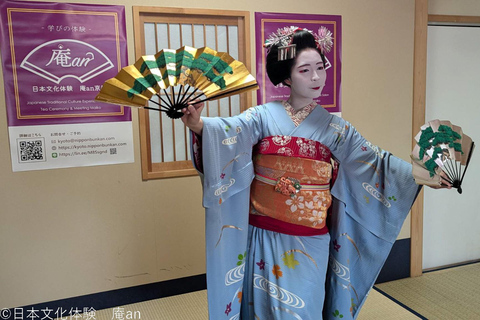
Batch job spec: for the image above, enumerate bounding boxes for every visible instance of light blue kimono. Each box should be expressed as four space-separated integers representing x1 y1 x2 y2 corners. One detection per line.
194 101 419 319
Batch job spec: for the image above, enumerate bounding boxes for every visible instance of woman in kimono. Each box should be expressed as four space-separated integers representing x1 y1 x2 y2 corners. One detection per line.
182 27 445 320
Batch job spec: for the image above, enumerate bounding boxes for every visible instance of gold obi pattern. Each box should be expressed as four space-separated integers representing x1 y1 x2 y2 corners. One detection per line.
250 154 332 229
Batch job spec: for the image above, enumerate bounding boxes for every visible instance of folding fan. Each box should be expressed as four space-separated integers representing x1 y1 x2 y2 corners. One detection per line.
95 46 258 118
411 119 475 194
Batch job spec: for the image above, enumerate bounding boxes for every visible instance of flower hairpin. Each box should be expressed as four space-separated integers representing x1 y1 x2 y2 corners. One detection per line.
317 26 333 54
264 26 334 61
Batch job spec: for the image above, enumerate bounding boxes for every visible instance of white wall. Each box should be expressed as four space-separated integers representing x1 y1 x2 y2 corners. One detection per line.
423 25 480 269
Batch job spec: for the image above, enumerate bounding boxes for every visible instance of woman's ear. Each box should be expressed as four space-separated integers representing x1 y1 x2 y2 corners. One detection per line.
284 78 291 86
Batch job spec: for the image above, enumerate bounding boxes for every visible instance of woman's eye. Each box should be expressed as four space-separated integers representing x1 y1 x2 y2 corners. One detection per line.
299 69 309 73
318 66 325 70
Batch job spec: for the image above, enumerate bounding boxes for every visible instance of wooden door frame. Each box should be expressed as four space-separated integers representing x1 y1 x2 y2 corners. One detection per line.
411 1 480 277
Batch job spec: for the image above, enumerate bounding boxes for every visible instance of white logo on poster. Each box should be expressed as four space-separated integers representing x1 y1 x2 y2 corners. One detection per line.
21 39 114 84
45 44 94 68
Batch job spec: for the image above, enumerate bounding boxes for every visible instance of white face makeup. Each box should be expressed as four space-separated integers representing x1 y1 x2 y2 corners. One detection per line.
287 48 326 102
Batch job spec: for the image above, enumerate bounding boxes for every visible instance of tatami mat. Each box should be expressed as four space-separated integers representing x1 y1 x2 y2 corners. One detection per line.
375 262 480 320
60 262 479 319
357 289 421 319
69 288 419 320
87 290 209 320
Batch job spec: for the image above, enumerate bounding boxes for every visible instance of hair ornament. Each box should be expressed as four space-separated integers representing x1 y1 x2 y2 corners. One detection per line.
264 26 300 49
264 25 334 61
317 26 333 54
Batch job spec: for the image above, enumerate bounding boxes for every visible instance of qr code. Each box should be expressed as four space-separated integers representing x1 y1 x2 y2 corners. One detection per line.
18 138 46 163
110 148 117 155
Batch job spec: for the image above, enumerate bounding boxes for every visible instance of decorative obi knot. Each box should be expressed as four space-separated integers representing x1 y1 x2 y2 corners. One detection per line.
275 177 301 196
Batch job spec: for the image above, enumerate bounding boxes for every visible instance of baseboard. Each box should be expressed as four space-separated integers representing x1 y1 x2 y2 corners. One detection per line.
375 238 411 284
7 274 206 313
423 259 480 273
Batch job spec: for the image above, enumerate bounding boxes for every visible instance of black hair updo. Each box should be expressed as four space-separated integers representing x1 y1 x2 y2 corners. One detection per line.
266 29 326 86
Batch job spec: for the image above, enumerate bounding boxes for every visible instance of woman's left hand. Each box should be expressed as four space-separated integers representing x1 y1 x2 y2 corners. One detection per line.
428 171 452 189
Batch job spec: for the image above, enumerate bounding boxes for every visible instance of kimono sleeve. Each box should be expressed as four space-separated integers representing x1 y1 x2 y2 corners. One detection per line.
195 107 264 208
328 117 420 243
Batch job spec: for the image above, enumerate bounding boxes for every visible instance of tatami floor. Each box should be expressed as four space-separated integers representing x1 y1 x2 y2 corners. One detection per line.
77 262 480 320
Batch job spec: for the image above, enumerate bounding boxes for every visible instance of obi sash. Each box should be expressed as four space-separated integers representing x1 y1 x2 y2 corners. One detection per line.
249 135 335 235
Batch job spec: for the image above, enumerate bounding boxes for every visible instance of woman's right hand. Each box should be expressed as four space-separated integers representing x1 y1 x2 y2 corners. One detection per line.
181 100 205 135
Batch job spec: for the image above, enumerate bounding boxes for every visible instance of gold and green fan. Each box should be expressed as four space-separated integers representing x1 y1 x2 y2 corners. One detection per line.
95 46 258 119
411 119 475 194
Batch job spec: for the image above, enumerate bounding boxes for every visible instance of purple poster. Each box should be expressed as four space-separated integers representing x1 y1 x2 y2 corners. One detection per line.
0 1 134 172
0 0 130 126
255 12 342 113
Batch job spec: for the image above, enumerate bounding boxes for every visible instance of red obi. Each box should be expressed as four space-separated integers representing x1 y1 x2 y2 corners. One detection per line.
249 136 336 236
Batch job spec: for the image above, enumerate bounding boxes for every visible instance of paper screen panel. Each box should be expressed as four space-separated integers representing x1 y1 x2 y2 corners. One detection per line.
134 7 251 179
